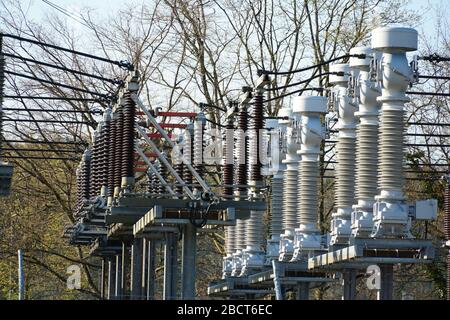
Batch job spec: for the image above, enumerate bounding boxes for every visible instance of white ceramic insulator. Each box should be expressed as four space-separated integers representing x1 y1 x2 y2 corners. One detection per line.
378 108 405 192
271 175 284 237
293 96 327 232
335 136 356 209
248 129 258 167
372 26 417 197
193 120 203 165
355 124 378 200
224 126 234 166
246 210 265 248
298 160 319 228
225 226 236 254
235 219 247 250
183 130 192 164
283 168 298 231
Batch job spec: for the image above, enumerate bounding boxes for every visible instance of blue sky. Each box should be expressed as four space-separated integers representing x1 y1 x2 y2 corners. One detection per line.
22 0 450 51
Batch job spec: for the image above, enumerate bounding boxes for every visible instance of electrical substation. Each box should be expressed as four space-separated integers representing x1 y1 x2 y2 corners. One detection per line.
0 24 449 301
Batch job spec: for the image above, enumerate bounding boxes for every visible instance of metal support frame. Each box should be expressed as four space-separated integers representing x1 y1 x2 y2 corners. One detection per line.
181 223 197 299
378 264 394 300
107 257 116 300
131 238 144 299
135 144 176 196
115 253 122 299
136 125 194 199
147 239 157 300
121 242 131 299
132 95 215 198
342 269 357 300
296 282 309 300
163 233 178 300
100 258 106 299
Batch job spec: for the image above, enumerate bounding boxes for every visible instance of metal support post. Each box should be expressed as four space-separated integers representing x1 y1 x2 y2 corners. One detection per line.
131 238 144 299
115 253 123 299
107 258 116 300
296 282 309 300
272 260 285 300
121 242 131 299
342 270 357 300
378 264 394 300
147 240 157 300
100 258 106 299
18 249 24 300
163 233 178 300
141 239 148 299
181 223 197 299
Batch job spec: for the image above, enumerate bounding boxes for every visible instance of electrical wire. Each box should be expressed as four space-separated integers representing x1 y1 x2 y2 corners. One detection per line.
2 147 81 153
1 155 79 161
407 91 450 97
267 72 344 91
417 75 450 81
1 33 133 70
264 87 325 103
3 118 96 125
418 54 450 63
2 52 122 84
2 107 101 114
4 70 109 99
258 53 366 76
2 139 88 145
4 95 101 102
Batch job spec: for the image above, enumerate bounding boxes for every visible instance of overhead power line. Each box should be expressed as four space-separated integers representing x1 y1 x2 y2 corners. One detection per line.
4 70 109 99
3 52 122 84
1 33 133 70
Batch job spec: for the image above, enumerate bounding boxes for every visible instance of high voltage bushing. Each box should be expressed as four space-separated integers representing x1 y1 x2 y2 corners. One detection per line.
113 108 123 199
349 47 382 237
107 111 116 204
75 149 91 214
241 82 268 276
223 115 235 277
90 123 102 199
279 105 300 261
193 111 206 197
444 176 450 300
99 109 112 197
262 118 285 261
121 70 140 192
158 156 168 195
371 27 418 238
183 123 194 197
291 96 327 261
231 88 251 277
329 63 357 246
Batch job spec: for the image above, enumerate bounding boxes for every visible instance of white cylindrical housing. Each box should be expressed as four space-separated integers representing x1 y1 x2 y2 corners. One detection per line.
291 96 327 260
294 96 327 232
329 63 357 245
350 47 382 238
370 26 418 238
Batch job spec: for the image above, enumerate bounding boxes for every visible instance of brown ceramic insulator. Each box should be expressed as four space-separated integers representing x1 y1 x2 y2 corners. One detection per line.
174 163 184 197
113 109 124 190
100 121 110 191
237 108 248 191
223 119 234 196
121 92 136 179
183 134 194 189
89 138 97 198
107 117 116 197
249 92 264 182
158 163 167 194
444 179 450 240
